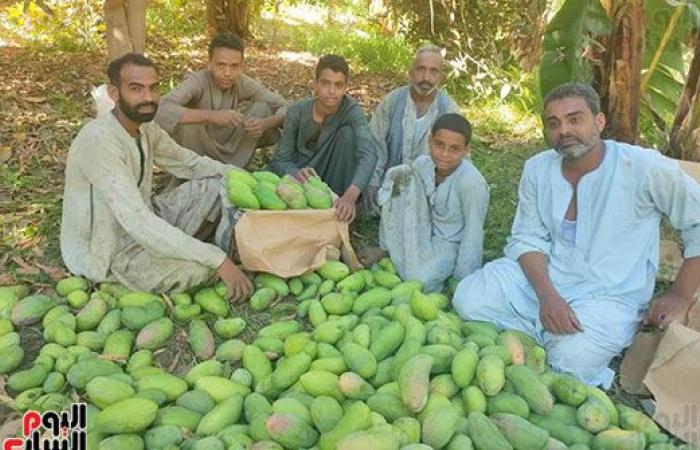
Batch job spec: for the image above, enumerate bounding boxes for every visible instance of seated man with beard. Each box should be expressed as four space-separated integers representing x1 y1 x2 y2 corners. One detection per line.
452 83 700 387
60 53 252 299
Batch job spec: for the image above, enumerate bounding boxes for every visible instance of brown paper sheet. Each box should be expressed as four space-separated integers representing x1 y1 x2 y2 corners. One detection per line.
234 208 361 278
643 321 700 445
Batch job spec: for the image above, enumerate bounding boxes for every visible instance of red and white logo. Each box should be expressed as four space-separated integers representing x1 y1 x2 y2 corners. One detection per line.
2 403 86 450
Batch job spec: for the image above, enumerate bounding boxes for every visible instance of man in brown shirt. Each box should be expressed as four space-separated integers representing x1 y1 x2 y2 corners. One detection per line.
155 33 288 167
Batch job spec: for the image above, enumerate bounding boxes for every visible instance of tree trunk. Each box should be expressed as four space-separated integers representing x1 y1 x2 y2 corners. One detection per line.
206 0 253 40
104 0 149 62
594 0 645 144
513 0 547 72
669 31 700 160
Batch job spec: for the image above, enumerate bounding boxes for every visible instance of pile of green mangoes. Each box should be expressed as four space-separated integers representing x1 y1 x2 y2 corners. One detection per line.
226 169 333 211
0 259 692 450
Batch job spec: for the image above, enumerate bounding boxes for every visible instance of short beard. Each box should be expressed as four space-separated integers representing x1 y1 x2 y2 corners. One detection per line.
412 82 437 97
555 137 598 160
118 97 157 123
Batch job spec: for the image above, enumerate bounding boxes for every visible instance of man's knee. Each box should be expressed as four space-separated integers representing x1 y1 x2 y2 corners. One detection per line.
545 333 619 387
243 101 272 119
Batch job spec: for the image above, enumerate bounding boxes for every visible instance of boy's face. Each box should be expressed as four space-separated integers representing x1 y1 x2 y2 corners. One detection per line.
209 47 244 90
429 128 469 173
313 68 347 108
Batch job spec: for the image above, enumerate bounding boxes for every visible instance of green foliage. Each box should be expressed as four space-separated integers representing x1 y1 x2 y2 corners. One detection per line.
286 23 413 74
0 0 103 51
538 0 611 98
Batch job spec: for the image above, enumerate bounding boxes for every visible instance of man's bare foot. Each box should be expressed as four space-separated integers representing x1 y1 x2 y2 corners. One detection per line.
357 246 387 266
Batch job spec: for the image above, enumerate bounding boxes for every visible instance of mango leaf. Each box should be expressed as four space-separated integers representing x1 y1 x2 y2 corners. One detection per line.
539 0 611 99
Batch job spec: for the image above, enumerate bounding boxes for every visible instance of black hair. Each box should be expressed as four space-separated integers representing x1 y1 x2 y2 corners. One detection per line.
208 33 245 58
315 54 350 81
432 113 472 145
543 82 601 115
107 53 158 86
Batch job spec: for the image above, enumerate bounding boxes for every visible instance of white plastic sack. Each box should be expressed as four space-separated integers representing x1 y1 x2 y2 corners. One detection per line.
91 84 115 117
378 164 458 292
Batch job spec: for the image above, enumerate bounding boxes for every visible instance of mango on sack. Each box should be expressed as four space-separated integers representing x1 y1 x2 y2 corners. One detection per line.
422 344 457 374
337 429 401 450
276 182 307 209
97 434 145 450
451 347 479 387
410 290 439 321
528 414 593 447
66 358 122 389
228 179 261 210
271 352 312 390
185 360 223 385
491 413 549 450
430 374 459 398
373 270 402 289
56 276 89 297
342 342 377 378
310 395 343 432
7 363 49 393
189 319 215 360
353 287 392 314
76 331 107 351
67 290 89 309
369 321 404 361
197 394 244 436
213 317 246 338
228 169 258 188
156 406 203 431
476 354 505 396
266 413 319 448
76 298 108 331
135 317 173 350
0 344 24 374
253 170 281 184
552 374 588 406
173 304 202 322
195 287 230 317
195 376 250 402
177 390 216 416
216 339 247 362
338 372 376 400
466 412 513 450
254 181 287 210
137 373 188 401
497 331 526 365
86 376 135 409
315 260 349 281
617 403 661 440
254 273 290 298
299 370 343 401
592 429 646 450
145 425 184 449
487 392 530 419
318 401 373 450
422 406 461 449
586 386 619 426
96 398 158 433
321 292 354 315
251 287 277 311
462 386 487 414
243 344 273 385
576 397 610 433
336 272 365 292
303 182 333 209
12 294 55 326
506 365 554 415
398 354 433 413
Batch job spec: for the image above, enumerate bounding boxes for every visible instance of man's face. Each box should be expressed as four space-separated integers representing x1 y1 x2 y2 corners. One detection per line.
209 47 244 90
430 128 469 173
110 64 160 123
410 52 443 96
313 68 347 109
543 97 606 160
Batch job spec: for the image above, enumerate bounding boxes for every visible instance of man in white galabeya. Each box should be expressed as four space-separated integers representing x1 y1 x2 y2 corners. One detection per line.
452 83 700 387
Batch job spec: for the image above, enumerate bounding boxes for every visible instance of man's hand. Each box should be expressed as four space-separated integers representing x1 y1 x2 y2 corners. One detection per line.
243 118 266 138
540 292 583 334
335 185 361 223
643 292 694 329
209 110 244 127
295 167 318 183
361 185 379 214
216 257 252 302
